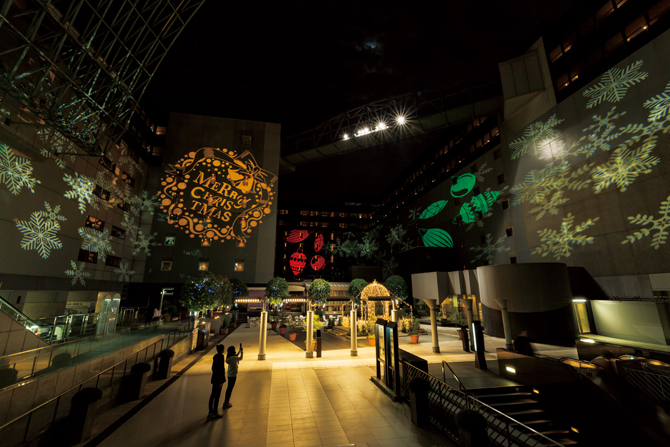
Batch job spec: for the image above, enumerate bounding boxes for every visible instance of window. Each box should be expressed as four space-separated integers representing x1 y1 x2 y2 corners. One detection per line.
300 211 308 216
596 1 615 24
556 73 569 91
85 216 104 231
236 240 246 248
156 126 167 135
506 227 514 237
199 262 209 271
494 148 502 160
624 16 648 42
121 171 135 187
510 256 518 264
99 156 116 173
497 174 506 185
92 185 110 201
105 255 122 267
491 127 499 137
165 236 176 246
77 249 98 263
501 199 510 210
234 261 244 272
161 261 172 271
117 202 130 212
111 226 125 239
649 0 670 25
604 32 624 56
549 45 562 63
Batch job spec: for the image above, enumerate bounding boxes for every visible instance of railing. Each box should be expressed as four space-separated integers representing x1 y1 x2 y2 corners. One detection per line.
617 361 670 408
0 296 40 334
402 361 564 447
442 360 467 392
0 330 191 447
32 312 99 343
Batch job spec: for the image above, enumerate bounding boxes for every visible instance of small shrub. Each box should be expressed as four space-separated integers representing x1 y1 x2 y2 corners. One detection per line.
408 377 431 393
71 387 103 405
230 312 237 324
159 349 174 358
222 318 229 328
315 310 324 319
456 409 488 433
131 362 151 375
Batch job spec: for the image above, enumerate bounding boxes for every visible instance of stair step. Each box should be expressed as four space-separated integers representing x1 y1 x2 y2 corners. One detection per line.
505 408 549 422
471 386 531 395
477 392 534 401
488 400 541 412
553 438 579 445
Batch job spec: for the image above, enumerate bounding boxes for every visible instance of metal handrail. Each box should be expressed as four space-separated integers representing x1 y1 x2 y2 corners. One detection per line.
402 360 563 447
0 330 190 444
442 360 467 392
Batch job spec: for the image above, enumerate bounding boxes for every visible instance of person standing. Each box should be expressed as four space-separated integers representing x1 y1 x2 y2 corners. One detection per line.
223 345 243 409
208 344 226 419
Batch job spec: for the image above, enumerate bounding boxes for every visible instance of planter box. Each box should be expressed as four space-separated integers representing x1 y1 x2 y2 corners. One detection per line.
127 371 150 401
68 400 98 443
155 356 173 380
409 390 429 427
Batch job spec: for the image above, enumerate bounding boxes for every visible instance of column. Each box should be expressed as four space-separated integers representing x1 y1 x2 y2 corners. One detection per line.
350 309 358 356
423 299 440 353
306 309 314 358
258 310 268 360
495 299 513 350
460 297 474 351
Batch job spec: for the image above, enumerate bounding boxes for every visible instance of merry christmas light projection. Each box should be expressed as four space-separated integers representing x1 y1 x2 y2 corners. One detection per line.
310 255 327 272
159 147 277 243
314 233 324 252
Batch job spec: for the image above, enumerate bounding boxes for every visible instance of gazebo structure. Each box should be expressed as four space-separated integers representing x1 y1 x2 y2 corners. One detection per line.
348 280 399 357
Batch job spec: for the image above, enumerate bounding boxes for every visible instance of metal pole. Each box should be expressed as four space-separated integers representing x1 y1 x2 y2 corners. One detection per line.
258 298 268 360
306 308 314 358
460 297 474 351
350 307 358 356
159 290 165 322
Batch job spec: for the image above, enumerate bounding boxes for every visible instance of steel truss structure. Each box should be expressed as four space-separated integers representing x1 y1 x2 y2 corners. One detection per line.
0 0 205 156
282 80 503 166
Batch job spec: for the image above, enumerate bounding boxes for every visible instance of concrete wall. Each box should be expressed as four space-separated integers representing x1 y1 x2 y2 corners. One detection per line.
0 312 47 356
411 272 450 305
591 300 670 345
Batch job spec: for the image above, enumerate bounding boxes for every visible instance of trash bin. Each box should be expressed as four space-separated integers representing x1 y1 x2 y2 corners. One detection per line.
316 329 322 358
197 329 210 350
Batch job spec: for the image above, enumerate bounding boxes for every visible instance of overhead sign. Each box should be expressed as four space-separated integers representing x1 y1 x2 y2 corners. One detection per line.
160 147 277 243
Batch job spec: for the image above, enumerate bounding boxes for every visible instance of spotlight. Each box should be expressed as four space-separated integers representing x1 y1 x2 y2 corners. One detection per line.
376 122 387 131
396 116 406 125
343 134 349 140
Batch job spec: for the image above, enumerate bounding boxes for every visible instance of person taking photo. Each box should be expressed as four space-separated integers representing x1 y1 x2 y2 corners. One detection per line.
223 344 243 409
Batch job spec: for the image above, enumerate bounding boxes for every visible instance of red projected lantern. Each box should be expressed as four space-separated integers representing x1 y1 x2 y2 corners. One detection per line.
310 255 327 272
290 248 307 276
314 233 324 252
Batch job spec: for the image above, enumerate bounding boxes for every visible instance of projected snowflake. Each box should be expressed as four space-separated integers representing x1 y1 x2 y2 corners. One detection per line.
509 114 564 160
63 173 98 213
78 227 114 261
183 249 202 257
529 191 570 220
510 161 592 206
569 107 625 158
644 81 670 122
591 138 659 193
114 262 135 282
16 203 67 259
622 195 670 250
65 261 91 286
118 154 143 177
37 128 77 169
0 145 41 195
133 190 161 215
385 224 406 250
474 162 493 182
121 211 139 240
408 206 422 222
533 213 599 260
382 257 399 279
469 234 510 264
582 60 648 109
133 231 159 256
401 239 415 252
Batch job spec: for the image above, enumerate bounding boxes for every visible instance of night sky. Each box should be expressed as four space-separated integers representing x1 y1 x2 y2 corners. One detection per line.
142 0 579 204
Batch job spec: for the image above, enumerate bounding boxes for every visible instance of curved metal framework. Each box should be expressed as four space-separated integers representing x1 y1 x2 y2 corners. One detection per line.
282 80 503 166
0 0 205 156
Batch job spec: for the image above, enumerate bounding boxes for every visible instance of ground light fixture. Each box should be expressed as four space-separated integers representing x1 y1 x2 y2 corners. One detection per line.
505 366 516 373
572 298 587 302
580 338 596 343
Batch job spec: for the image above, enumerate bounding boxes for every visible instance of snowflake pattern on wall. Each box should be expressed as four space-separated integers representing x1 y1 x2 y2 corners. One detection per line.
622 195 670 250
78 227 115 261
591 137 660 193
63 173 98 213
385 224 406 250
569 107 625 158
382 256 399 279
400 239 415 252
121 211 139 240
533 213 599 260
509 114 564 160
408 206 422 222
65 261 91 286
132 190 162 215
118 154 143 177
0 145 41 195
510 161 592 206
183 249 202 257
469 234 510 264
582 60 648 109
643 81 670 122
474 162 493 182
16 202 67 259
133 231 160 256
114 262 135 282
37 128 78 169
529 191 570 220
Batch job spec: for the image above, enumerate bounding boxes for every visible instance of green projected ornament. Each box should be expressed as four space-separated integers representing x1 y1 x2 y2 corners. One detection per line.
469 234 510 264
591 138 659 193
510 114 564 160
582 60 648 109
419 228 453 248
65 261 91 286
0 144 41 195
454 190 499 224
16 202 67 259
644 81 670 122
451 174 476 197
533 213 599 260
622 195 670 250
411 200 448 224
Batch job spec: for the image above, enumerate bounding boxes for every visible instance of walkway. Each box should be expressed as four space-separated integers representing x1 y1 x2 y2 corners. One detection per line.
96 325 455 447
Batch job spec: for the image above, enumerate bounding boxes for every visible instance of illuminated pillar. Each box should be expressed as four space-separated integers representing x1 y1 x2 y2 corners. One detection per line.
391 309 397 323
258 310 268 360
424 299 440 353
350 309 358 356
495 299 513 350
306 309 314 358
460 297 474 351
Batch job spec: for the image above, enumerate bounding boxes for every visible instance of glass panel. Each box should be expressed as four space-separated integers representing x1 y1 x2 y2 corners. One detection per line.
574 303 591 333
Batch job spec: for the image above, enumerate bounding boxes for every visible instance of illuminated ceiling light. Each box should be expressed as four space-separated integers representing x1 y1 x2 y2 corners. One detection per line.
343 133 349 140
376 122 387 131
572 299 586 302
396 115 406 125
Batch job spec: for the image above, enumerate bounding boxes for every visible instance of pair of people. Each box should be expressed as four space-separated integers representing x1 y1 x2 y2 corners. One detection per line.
208 344 243 418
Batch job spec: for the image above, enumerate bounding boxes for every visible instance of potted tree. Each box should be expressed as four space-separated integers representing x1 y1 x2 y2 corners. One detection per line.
155 349 174 380
220 317 229 335
266 276 289 310
309 279 331 310
279 311 288 335
450 309 469 340
230 278 248 299
68 387 103 443
409 317 421 343
456 409 489 447
269 309 279 331
366 319 376 346
229 311 237 329
348 278 368 299
407 377 430 427
127 362 151 400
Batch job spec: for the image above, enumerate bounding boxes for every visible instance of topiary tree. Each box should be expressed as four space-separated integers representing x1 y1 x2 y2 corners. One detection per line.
230 278 248 297
266 276 289 306
384 275 408 299
348 278 368 297
309 278 331 306
180 271 233 313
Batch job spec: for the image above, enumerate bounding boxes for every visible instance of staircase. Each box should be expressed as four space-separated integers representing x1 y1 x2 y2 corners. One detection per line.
474 386 580 446
0 295 47 356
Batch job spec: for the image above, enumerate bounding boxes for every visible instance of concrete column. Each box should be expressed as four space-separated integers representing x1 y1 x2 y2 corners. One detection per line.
350 309 358 356
495 299 513 350
460 297 474 351
306 310 314 358
258 310 268 360
423 299 440 353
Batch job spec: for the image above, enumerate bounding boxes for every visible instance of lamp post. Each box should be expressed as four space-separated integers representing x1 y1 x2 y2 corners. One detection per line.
350 299 358 357
258 297 268 360
306 299 314 359
160 288 174 323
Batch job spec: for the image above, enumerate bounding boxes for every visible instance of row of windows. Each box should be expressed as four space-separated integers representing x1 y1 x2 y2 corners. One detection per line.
84 216 126 239
157 260 244 272
278 221 371 229
99 157 136 188
163 235 246 248
278 210 371 219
